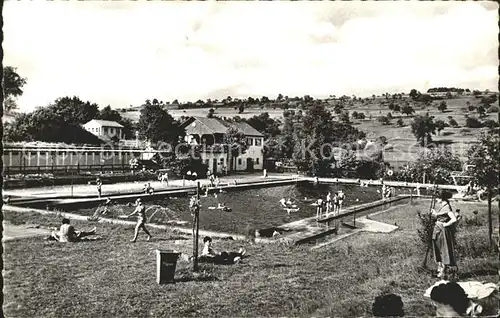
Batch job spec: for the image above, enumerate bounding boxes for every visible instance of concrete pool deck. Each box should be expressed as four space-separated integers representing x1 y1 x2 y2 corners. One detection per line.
3 173 300 199
273 195 409 246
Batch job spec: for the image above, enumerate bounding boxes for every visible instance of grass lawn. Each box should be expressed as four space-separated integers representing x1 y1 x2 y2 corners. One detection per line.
3 199 498 317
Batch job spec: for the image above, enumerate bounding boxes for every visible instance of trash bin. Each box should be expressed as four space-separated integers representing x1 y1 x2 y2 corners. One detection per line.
156 249 180 284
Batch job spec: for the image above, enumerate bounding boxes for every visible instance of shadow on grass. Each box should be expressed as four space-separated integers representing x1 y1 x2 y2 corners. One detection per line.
175 268 220 282
434 139 454 145
458 269 498 280
152 236 190 242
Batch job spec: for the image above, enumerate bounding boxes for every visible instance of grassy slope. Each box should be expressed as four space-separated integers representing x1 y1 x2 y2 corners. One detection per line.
121 95 497 168
3 199 498 317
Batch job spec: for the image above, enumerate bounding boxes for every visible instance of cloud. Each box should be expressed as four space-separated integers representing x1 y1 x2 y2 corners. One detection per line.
3 1 498 112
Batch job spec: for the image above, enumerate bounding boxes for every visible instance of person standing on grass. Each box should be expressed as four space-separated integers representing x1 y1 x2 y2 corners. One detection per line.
126 198 152 243
431 190 457 279
96 177 102 198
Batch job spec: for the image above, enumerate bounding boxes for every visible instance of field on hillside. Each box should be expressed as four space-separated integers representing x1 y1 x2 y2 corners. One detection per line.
3 199 498 317
120 94 498 168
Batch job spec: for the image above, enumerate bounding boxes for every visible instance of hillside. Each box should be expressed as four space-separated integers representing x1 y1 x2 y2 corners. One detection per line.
120 94 498 168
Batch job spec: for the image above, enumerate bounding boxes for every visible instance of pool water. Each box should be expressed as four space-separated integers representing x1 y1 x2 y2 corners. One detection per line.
73 183 410 235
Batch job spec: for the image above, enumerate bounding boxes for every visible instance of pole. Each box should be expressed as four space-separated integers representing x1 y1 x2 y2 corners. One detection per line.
422 184 438 269
71 170 74 198
192 181 200 272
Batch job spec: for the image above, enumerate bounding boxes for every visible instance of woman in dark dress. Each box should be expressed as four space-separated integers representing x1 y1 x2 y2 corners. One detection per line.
432 191 457 278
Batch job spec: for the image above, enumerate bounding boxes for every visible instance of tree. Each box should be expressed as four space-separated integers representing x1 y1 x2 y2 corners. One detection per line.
438 101 447 112
465 116 483 128
277 93 283 102
238 104 245 114
483 119 499 129
245 112 281 138
409 89 419 100
393 104 401 112
152 98 159 105
293 104 337 176
3 66 28 111
339 111 350 123
412 147 462 184
51 96 99 125
411 114 436 146
467 132 500 248
97 105 122 122
401 105 415 116
207 108 215 118
434 119 447 135
223 126 248 171
468 105 476 112
448 118 458 127
477 105 486 117
378 115 390 125
145 99 151 106
138 104 184 145
396 118 404 127
388 102 395 111
4 107 102 145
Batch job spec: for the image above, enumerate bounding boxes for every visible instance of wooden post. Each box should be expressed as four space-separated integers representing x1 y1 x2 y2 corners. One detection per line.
422 184 437 269
192 181 200 272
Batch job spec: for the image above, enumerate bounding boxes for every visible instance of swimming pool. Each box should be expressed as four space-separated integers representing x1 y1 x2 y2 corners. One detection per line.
69 182 411 235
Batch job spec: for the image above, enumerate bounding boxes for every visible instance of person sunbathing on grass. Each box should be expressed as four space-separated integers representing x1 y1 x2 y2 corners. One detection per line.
199 236 246 264
48 218 97 242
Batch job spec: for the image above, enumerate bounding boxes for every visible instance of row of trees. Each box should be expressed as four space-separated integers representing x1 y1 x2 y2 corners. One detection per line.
4 96 136 144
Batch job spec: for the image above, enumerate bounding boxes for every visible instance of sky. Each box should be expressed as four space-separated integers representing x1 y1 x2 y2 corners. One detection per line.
3 1 499 112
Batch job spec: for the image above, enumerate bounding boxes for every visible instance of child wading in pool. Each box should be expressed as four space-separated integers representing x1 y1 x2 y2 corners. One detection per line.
316 197 324 219
337 190 345 214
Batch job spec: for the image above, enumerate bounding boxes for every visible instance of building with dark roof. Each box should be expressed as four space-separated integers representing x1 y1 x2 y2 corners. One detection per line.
181 116 264 174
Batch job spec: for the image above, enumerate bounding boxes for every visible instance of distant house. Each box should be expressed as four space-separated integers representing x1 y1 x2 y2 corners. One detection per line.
83 119 124 140
181 116 264 174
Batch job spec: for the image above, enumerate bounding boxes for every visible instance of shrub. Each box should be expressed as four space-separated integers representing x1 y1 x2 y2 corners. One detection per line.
448 118 458 127
378 116 391 125
465 117 483 128
396 118 404 127
417 209 433 252
468 105 476 112
483 119 499 129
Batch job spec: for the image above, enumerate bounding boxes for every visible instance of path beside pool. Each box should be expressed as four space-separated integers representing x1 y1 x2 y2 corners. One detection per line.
2 221 51 242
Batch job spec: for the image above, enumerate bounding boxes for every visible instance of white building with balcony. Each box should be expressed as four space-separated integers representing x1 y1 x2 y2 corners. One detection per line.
181 116 264 174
